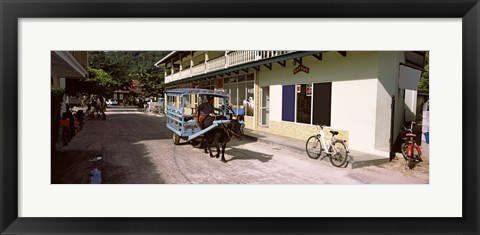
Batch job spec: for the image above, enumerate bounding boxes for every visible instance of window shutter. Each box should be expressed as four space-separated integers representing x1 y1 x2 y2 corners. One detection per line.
282 85 295 122
313 82 332 126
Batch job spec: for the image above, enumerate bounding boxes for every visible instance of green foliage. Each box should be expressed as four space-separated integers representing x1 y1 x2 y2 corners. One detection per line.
88 67 118 88
88 51 170 97
51 87 65 100
87 67 118 96
418 52 429 93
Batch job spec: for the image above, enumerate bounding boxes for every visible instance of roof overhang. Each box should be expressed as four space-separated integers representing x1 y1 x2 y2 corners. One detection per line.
51 51 88 79
404 51 427 70
154 51 178 67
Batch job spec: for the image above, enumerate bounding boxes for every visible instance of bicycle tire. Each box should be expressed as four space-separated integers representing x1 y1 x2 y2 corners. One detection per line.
400 143 408 161
306 136 322 159
330 140 348 167
407 158 416 169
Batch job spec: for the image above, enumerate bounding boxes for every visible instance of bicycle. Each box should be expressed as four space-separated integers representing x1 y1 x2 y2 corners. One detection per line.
305 124 349 167
400 122 423 170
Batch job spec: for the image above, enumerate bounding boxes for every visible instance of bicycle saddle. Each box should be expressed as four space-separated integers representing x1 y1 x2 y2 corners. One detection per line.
406 133 416 137
330 131 339 136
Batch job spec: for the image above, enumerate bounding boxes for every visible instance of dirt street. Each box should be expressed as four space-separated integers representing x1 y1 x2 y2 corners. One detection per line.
52 107 429 184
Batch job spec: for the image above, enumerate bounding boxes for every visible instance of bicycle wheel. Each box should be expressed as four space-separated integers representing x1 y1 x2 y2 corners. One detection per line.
410 146 422 168
400 143 408 161
306 136 322 159
330 140 348 167
407 158 416 169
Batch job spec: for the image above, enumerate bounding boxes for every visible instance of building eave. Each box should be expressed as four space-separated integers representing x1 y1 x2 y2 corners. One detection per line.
52 51 88 78
154 51 178 67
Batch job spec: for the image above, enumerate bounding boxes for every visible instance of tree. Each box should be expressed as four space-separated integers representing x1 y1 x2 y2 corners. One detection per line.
86 67 118 96
418 52 429 93
88 51 170 97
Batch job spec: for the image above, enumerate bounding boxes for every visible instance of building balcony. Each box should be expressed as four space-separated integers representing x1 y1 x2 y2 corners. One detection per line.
164 51 293 84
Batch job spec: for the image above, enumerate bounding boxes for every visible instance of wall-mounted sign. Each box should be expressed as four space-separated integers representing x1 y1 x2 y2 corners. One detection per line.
216 78 224 88
398 64 422 90
306 84 312 96
293 64 310 74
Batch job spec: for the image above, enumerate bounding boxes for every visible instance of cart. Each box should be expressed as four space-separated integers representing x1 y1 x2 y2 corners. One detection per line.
165 88 239 145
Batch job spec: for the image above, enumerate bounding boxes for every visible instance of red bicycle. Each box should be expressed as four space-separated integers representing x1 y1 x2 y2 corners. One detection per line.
400 122 423 169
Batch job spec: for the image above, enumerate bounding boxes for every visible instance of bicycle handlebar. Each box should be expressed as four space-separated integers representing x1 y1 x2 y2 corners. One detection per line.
315 123 339 130
402 126 413 133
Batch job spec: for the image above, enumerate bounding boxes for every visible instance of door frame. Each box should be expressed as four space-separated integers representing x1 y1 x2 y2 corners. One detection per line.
260 86 269 127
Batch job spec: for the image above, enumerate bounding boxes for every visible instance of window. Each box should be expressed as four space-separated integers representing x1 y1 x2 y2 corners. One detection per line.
223 73 255 117
282 85 295 122
238 82 246 107
199 79 214 90
312 83 332 126
230 82 238 107
282 82 331 126
246 82 254 116
296 84 312 124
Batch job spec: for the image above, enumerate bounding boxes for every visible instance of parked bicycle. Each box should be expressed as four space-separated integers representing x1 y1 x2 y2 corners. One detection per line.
305 124 349 167
400 122 423 170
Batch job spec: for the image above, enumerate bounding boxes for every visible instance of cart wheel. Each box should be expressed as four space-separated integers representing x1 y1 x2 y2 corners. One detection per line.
173 133 180 145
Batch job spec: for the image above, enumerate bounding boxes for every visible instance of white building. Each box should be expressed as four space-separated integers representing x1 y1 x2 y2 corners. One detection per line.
155 51 425 158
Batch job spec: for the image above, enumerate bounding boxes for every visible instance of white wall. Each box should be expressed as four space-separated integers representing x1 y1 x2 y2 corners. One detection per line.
259 51 378 87
375 52 404 152
269 85 283 122
331 79 379 153
259 51 392 155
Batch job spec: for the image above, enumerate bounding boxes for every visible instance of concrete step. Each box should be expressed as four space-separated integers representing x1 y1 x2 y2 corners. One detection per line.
243 130 390 169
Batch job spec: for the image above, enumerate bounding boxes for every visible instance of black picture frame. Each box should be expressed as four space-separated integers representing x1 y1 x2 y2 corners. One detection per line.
1 0 478 234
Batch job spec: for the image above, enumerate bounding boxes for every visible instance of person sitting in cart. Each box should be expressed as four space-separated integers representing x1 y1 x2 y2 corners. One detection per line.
196 95 215 129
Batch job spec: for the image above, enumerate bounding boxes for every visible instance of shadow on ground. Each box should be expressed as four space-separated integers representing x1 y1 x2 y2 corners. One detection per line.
51 150 102 184
224 147 273 163
53 113 169 184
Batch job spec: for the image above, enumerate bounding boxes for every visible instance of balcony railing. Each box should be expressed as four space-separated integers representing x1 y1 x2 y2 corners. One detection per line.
227 51 257 67
165 51 294 83
191 64 205 76
207 56 226 71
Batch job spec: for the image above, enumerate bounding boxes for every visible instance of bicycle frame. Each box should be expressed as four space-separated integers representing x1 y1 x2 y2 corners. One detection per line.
317 129 332 154
405 137 422 157
317 127 339 155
